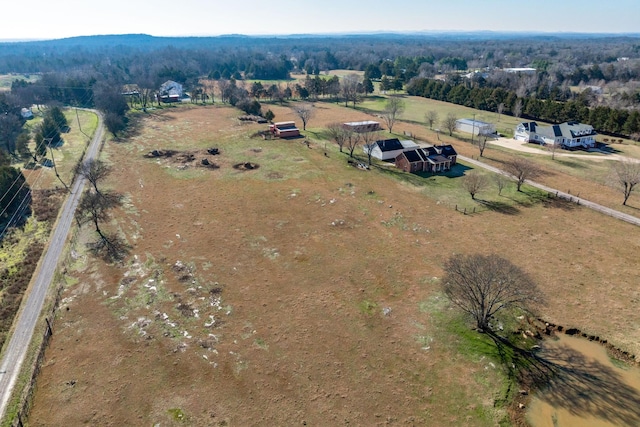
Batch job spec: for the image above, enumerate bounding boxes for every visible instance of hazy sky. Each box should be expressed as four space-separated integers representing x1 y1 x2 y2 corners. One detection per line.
1 0 639 40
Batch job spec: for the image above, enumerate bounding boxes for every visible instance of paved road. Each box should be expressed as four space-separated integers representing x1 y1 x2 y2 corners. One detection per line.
460 154 640 227
0 112 104 421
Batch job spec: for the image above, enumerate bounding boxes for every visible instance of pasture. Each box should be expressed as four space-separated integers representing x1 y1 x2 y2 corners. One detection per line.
21 101 640 426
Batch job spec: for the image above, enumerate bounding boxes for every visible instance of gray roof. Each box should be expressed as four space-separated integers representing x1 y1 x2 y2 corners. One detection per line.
376 138 404 152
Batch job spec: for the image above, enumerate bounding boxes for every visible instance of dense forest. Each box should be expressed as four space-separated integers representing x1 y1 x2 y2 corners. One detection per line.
1 32 640 235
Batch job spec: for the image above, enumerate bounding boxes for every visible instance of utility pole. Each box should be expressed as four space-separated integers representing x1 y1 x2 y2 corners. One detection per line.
471 113 476 147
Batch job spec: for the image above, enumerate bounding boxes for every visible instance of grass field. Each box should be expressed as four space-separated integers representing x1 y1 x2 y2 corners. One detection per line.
17 100 640 426
0 73 39 91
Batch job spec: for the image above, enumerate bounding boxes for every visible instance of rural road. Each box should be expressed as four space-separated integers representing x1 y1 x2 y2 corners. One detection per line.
0 112 104 421
459 154 640 227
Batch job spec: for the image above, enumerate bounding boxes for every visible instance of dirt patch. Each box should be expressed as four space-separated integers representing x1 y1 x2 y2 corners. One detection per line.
145 148 220 170
232 162 260 170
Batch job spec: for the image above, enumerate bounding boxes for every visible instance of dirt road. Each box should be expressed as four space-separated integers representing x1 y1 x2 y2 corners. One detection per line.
0 112 104 421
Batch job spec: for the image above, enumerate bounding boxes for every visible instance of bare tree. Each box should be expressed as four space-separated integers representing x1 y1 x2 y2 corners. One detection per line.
361 130 381 166
476 133 490 157
462 171 488 200
513 99 523 119
381 97 405 133
497 103 505 122
326 123 351 153
217 79 231 104
547 140 562 160
345 132 361 158
504 157 541 192
442 254 541 332
76 190 129 262
494 173 509 196
341 74 361 108
608 160 640 205
202 79 216 104
293 103 314 131
442 113 458 136
75 159 112 194
425 110 439 130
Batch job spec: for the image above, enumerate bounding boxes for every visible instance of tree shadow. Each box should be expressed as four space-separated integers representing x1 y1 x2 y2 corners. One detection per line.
541 196 580 211
555 159 588 169
477 199 520 215
487 332 640 426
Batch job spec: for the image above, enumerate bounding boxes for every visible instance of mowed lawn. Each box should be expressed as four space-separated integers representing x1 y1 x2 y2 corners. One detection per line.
27 102 640 426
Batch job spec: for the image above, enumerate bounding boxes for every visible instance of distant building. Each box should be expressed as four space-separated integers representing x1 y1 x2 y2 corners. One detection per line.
20 108 33 120
455 118 495 136
158 80 183 103
502 67 537 74
343 121 381 133
514 121 597 149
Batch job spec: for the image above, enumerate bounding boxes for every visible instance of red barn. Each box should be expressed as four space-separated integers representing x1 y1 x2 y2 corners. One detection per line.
269 121 300 138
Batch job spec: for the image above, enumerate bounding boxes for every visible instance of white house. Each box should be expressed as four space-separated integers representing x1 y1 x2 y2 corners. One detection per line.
456 118 495 136
514 121 597 149
363 138 418 161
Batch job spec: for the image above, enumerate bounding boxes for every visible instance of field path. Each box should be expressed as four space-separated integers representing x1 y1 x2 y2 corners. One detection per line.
460 154 640 227
0 111 105 421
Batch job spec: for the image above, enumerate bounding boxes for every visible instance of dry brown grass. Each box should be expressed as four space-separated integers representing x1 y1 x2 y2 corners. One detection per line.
27 104 640 426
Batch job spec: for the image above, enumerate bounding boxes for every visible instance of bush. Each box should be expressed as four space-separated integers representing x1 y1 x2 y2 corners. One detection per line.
237 98 261 116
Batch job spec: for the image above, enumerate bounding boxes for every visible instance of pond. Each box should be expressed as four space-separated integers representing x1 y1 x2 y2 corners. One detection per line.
527 333 640 427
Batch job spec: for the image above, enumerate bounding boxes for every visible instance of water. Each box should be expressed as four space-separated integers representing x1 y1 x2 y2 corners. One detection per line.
527 334 640 427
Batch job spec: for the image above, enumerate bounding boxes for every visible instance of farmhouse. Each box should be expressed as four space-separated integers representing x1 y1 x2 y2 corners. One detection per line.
343 120 381 133
514 121 597 149
363 138 419 161
269 121 300 138
158 80 183 103
395 145 458 173
455 118 496 136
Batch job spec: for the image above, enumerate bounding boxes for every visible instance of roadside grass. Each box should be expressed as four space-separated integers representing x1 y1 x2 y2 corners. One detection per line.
24 109 98 190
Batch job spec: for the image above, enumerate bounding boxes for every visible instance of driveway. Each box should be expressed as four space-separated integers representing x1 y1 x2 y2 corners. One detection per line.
488 137 636 162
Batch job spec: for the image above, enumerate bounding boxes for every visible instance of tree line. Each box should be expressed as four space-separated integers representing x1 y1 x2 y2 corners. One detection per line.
407 77 640 138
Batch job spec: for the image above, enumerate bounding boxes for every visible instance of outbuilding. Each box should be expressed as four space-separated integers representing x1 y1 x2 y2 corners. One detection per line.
456 118 495 136
343 121 381 133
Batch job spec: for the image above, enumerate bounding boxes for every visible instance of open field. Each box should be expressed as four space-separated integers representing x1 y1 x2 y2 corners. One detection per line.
0 74 39 91
22 102 640 426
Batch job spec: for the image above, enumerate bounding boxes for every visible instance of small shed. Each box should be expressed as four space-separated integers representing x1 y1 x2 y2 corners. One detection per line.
456 119 495 136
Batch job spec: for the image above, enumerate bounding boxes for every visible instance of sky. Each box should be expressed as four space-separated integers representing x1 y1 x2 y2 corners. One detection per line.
1 0 639 41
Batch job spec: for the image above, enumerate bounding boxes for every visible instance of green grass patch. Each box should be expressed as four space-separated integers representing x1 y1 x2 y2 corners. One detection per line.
168 407 187 422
